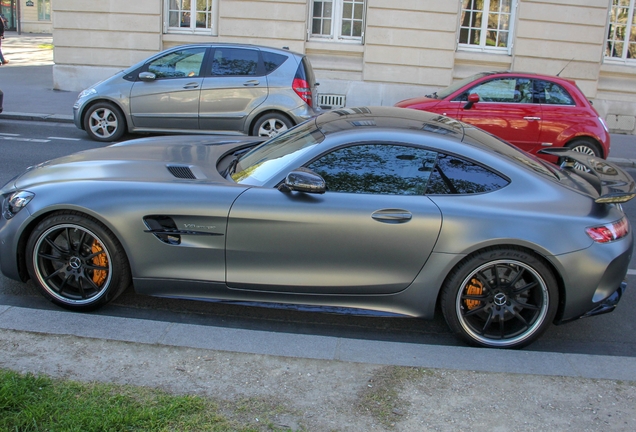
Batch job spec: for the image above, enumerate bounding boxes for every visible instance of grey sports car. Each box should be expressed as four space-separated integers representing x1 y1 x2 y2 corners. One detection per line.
1 107 634 349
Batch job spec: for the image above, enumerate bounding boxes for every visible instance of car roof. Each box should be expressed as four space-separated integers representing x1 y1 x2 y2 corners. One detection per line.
477 70 577 85
315 106 465 137
168 43 303 57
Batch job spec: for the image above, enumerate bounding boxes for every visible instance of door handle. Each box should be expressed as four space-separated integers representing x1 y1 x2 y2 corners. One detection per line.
523 116 541 121
183 83 200 89
371 209 412 224
243 80 260 86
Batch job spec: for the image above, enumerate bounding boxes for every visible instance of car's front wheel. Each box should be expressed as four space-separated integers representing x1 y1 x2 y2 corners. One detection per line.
83 101 126 142
26 211 131 311
252 112 293 137
440 247 558 349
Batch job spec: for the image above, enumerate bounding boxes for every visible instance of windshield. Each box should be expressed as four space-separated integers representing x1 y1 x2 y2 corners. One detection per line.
437 72 492 99
232 121 325 186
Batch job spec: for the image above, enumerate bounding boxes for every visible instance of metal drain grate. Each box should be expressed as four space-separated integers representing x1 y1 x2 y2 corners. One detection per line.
318 94 346 109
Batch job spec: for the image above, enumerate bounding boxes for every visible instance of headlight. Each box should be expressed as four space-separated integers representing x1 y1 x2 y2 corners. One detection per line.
77 88 97 99
2 191 35 220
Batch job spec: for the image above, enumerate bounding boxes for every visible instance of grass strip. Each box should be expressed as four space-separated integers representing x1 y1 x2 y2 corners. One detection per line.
0 369 256 431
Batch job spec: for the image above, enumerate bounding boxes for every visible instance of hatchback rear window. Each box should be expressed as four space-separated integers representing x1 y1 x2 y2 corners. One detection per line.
262 52 288 73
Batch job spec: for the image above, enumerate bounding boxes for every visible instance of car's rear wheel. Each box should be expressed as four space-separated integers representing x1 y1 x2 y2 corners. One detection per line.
252 112 293 137
566 138 601 158
440 247 558 349
26 211 131 311
83 101 126 142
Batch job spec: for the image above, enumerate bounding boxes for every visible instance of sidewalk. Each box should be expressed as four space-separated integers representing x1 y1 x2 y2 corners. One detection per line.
1 31 636 431
0 32 77 123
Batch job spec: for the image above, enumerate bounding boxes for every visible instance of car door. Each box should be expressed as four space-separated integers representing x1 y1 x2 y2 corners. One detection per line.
129 47 206 130
225 143 442 295
454 77 541 153
198 47 269 133
534 79 579 150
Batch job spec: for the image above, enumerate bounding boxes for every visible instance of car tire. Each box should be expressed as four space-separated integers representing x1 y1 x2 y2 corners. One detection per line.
83 101 126 142
26 211 131 312
252 112 294 137
566 138 601 158
440 247 558 349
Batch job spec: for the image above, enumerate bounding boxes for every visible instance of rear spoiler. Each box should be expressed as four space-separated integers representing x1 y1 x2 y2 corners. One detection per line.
539 148 636 204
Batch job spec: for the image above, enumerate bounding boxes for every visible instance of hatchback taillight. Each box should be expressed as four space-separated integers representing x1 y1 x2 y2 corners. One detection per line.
586 217 630 243
293 78 312 107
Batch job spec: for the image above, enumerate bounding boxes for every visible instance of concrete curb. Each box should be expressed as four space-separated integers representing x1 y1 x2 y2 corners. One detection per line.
0 111 74 123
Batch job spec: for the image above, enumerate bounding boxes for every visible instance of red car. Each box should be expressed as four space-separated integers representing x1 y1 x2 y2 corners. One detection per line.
395 71 610 161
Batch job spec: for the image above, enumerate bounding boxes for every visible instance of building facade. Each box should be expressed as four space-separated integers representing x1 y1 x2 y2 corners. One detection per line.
48 0 636 133
2 0 52 33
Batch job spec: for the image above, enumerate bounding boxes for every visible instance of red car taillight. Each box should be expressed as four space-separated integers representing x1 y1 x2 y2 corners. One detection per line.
293 78 312 107
586 217 630 243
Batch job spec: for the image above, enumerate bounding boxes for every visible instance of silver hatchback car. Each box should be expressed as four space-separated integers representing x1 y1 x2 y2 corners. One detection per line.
73 44 319 142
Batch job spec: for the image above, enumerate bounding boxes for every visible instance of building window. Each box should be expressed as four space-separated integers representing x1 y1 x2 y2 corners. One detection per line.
458 0 516 53
606 0 636 62
38 0 51 21
309 0 366 43
164 0 217 35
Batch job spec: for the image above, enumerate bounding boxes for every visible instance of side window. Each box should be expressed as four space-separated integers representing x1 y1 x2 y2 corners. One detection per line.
211 48 260 76
534 80 575 105
147 48 206 79
426 154 509 194
262 52 288 73
456 78 532 103
307 144 438 195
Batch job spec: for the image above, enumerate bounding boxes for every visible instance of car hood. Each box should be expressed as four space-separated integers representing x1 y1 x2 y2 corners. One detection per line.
394 96 441 109
12 135 265 190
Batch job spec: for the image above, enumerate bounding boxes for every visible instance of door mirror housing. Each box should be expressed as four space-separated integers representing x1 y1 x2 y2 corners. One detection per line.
138 72 156 81
280 167 326 194
464 93 480 110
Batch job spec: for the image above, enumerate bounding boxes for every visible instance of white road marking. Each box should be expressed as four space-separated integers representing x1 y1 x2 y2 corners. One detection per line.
628 269 636 275
48 137 82 141
0 133 20 137
0 136 50 142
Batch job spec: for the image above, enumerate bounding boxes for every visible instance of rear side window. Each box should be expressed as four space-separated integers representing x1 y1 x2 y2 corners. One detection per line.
262 52 288 73
211 48 260 76
534 80 575 105
426 154 509 194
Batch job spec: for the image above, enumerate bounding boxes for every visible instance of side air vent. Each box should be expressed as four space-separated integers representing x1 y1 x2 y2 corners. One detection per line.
167 165 196 179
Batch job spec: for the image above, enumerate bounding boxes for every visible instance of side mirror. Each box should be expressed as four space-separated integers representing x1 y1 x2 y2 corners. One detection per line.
138 71 156 81
464 93 480 110
280 167 326 194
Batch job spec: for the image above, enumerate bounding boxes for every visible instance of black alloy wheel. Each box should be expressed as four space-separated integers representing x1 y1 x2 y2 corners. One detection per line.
26 212 131 311
441 247 558 349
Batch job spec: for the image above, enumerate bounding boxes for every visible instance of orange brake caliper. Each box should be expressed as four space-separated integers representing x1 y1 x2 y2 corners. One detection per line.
91 240 108 286
464 278 483 310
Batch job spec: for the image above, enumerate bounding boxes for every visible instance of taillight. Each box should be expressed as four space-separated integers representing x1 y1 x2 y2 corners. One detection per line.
293 78 312 107
586 217 630 243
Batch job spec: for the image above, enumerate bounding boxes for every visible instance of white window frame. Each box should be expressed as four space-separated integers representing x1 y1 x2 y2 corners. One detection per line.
308 0 367 44
605 0 636 64
38 0 51 21
163 0 219 36
457 0 517 55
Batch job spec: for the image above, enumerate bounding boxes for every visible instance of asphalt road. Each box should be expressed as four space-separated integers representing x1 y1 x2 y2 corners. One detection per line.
1 119 635 357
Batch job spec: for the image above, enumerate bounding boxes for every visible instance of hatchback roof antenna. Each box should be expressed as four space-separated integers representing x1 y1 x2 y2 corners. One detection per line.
556 58 575 76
